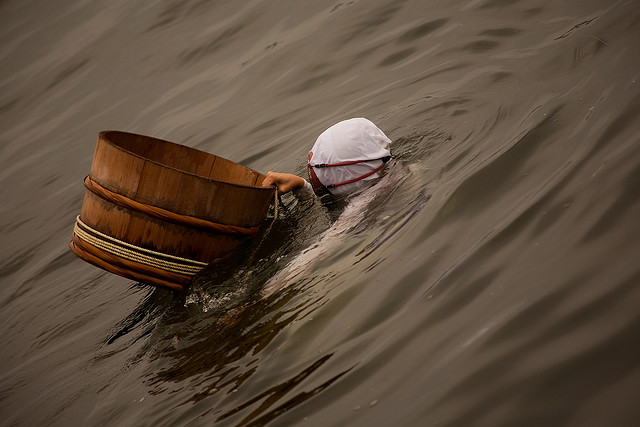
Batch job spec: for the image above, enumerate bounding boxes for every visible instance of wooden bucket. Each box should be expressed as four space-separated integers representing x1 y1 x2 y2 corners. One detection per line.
70 131 274 291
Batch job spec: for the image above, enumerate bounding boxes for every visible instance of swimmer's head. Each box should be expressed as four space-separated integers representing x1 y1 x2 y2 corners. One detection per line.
307 118 392 197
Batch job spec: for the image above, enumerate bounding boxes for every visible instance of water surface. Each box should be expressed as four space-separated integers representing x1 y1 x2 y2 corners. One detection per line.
1 0 639 425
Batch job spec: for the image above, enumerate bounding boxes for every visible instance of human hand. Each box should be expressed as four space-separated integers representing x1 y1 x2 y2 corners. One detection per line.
262 171 306 195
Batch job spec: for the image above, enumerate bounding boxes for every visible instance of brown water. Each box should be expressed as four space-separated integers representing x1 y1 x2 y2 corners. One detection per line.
1 0 639 425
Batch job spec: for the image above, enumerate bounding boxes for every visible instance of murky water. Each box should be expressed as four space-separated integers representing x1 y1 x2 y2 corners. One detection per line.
1 0 639 425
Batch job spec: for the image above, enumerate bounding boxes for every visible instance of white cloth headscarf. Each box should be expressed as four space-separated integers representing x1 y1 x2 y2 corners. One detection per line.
308 118 392 196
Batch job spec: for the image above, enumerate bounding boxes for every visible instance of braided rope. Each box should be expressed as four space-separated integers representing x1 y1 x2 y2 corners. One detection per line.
83 175 260 236
273 187 279 220
74 216 206 276
70 237 188 291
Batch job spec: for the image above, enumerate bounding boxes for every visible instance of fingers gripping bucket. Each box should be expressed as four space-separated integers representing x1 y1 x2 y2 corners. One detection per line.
69 131 274 291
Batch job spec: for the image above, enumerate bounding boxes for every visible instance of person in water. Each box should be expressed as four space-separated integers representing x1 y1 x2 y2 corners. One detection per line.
262 118 392 199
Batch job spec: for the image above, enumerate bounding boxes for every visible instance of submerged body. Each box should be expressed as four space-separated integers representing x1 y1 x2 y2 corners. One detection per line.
262 160 422 295
259 118 394 292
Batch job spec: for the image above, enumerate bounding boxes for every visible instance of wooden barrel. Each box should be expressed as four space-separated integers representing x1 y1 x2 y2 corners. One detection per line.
69 131 274 291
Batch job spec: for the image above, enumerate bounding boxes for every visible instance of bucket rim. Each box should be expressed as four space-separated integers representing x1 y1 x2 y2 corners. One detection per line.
98 130 273 192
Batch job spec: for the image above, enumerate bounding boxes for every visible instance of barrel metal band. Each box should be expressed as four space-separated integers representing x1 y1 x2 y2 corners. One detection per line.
73 216 206 276
83 175 260 236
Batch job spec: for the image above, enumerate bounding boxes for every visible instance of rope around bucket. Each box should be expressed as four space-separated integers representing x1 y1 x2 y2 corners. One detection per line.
72 185 280 281
83 175 261 236
73 216 207 276
75 177 281 289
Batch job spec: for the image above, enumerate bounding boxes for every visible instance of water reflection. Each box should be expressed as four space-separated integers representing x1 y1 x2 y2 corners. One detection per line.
216 354 352 426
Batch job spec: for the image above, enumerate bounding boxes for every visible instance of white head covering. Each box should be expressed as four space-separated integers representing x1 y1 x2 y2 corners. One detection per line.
308 118 391 196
